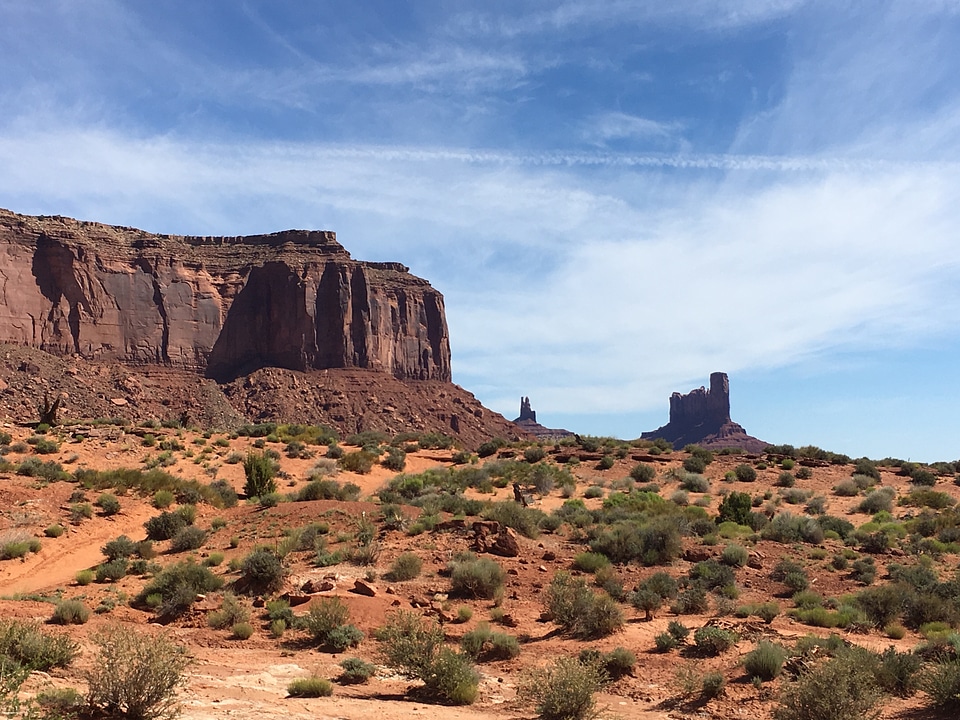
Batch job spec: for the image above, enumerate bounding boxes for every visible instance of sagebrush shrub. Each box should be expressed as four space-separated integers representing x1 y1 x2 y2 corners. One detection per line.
51 599 90 625
0 620 78 670
520 656 604 720
449 555 505 600
744 641 786 681
774 650 880 720
287 676 333 697
388 552 422 581
544 572 623 639
693 625 737 656
85 626 190 720
239 547 285 595
375 611 478 704
338 657 375 684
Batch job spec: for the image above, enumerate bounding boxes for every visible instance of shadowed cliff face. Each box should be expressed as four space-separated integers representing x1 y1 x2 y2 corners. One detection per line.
0 209 451 382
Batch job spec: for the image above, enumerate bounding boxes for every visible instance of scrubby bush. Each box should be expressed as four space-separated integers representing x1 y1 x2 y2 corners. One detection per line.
449 555 505 600
717 491 752 526
544 571 624 639
239 548 285 595
630 463 656 483
144 511 188 541
721 543 749 567
655 632 678 652
923 659 960 711
773 650 880 720
857 487 895 515
387 552 422 581
50 599 90 625
338 450 378 474
338 657 376 684
744 641 786 681
573 552 610 573
96 558 129 583
287 676 333 698
762 512 824 544
734 464 757 482
681 473 710 493
519 656 604 720
96 493 121 516
243 451 277 497
589 516 682 565
85 626 190 720
0 619 78 672
169 526 207 553
375 610 478 704
693 625 737 656
207 593 250 630
460 623 521 661
137 560 223 620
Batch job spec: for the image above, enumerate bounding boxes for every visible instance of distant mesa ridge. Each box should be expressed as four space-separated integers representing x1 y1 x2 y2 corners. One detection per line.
641 372 768 452
0 208 450 383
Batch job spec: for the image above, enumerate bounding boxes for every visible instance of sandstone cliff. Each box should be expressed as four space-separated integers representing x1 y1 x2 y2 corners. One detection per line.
0 209 450 383
641 372 768 452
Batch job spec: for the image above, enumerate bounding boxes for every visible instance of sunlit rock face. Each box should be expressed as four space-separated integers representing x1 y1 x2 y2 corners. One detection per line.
0 208 451 383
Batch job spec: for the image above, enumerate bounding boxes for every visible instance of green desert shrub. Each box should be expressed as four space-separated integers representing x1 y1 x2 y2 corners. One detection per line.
721 543 749 567
374 610 478 705
857 487 895 514
338 450 377 474
238 547 285 595
287 676 333 697
169 526 207 553
231 622 254 640
137 560 223 620
144 511 188 541
50 599 90 625
207 593 250 630
573 552 610 573
773 650 881 720
734 464 757 482
693 625 737 656
0 620 78 671
387 552 422 581
449 555 505 600
243 451 277 497
338 657 376 684
460 622 521 661
520 656 604 720
84 626 190 720
923 659 960 711
744 641 786 681
95 558 129 583
544 571 624 639
96 492 121 516
630 463 656 483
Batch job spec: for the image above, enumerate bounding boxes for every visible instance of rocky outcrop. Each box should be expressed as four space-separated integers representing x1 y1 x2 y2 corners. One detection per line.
0 209 450 382
512 396 574 440
641 372 768 452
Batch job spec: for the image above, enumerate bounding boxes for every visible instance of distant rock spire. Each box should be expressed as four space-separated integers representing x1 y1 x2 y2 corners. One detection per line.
641 372 767 452
517 396 536 423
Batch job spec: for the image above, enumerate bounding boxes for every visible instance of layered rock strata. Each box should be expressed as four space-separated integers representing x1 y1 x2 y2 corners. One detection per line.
0 209 450 382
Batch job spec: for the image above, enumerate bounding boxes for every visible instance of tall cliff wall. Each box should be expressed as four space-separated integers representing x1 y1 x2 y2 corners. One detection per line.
0 209 451 382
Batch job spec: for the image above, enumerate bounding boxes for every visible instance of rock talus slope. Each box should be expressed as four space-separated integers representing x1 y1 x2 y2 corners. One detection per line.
0 208 450 383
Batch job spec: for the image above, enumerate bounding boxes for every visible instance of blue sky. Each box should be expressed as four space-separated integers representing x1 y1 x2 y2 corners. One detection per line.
1 1 960 462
